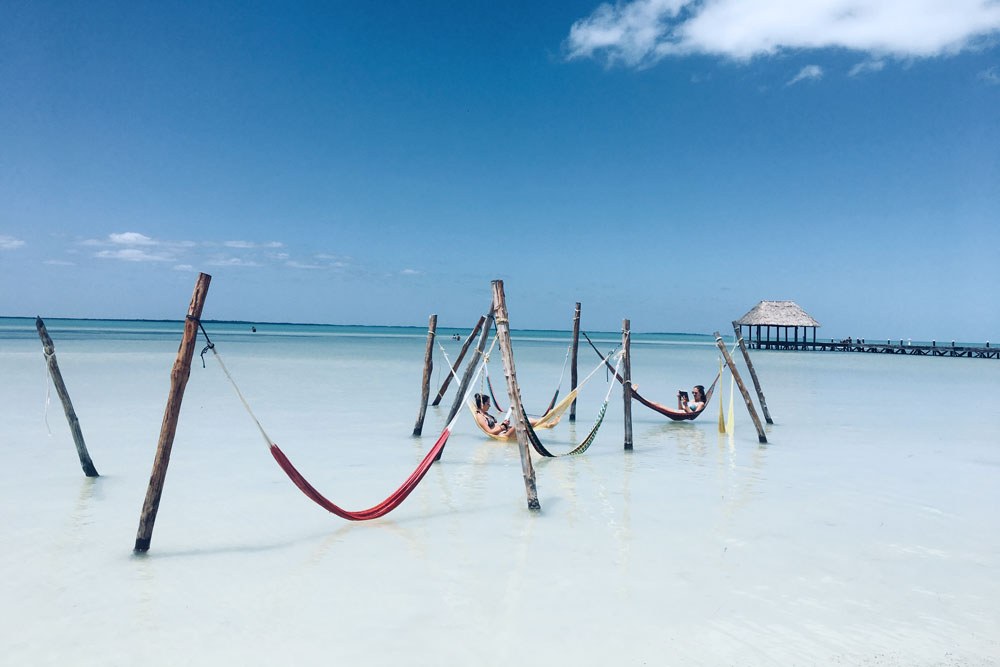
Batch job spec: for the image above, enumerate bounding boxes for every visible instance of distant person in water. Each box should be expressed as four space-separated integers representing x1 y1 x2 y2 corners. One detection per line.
251 326 257 333
677 385 706 412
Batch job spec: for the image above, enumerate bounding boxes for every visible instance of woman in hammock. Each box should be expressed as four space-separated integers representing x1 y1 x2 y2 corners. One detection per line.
473 393 553 436
474 393 513 436
677 385 707 413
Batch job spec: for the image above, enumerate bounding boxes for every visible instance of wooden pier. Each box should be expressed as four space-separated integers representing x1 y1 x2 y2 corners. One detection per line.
747 338 998 359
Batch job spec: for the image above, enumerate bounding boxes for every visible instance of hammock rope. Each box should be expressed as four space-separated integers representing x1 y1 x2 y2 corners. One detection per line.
521 350 624 457
202 328 496 521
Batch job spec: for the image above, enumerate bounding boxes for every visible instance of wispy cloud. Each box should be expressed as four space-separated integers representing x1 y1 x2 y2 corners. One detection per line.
400 268 422 276
96 248 173 262
173 264 194 271
980 65 1000 84
286 260 324 270
224 240 284 249
787 64 823 86
566 0 1000 67
849 59 886 77
110 232 157 245
44 259 75 266
0 235 25 249
208 256 260 267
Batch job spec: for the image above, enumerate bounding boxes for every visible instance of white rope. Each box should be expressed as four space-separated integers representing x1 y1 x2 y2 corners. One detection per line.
207 348 275 448
42 357 52 437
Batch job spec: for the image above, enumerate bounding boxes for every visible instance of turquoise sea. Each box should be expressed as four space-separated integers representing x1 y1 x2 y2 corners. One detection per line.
1 317 997 665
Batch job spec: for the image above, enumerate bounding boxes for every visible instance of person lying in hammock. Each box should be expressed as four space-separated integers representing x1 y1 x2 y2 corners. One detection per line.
473 393 553 436
677 385 707 413
474 393 513 436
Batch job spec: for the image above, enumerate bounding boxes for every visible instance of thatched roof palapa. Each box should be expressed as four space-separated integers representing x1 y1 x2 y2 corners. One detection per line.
735 301 820 328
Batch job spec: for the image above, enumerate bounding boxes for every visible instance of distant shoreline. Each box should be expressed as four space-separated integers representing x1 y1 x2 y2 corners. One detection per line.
0 315 708 338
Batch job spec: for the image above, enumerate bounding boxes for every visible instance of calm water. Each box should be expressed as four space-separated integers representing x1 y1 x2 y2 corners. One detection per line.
1 318 997 665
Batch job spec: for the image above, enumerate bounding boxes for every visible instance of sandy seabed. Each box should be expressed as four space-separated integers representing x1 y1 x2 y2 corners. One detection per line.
1 324 998 666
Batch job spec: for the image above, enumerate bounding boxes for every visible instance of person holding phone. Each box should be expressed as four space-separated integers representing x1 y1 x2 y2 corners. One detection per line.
677 385 707 412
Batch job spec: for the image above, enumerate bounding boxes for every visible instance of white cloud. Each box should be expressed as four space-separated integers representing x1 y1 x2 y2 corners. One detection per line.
95 248 172 262
567 0 1000 67
849 59 886 76
400 268 422 276
980 65 1000 83
0 235 25 249
109 232 157 245
44 259 75 266
173 264 194 271
286 260 323 270
787 64 824 85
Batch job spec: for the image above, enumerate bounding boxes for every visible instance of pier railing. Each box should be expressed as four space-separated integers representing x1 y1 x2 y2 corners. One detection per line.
747 339 997 359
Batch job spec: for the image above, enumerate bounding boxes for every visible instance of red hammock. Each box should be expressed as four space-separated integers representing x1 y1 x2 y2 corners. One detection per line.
581 331 719 422
268 426 452 521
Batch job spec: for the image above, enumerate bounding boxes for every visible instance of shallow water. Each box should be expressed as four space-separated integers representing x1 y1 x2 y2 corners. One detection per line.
1 318 997 665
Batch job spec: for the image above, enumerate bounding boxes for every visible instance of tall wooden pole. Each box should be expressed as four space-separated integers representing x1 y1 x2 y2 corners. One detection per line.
412 315 438 436
569 302 581 422
436 310 494 461
491 280 540 511
714 331 767 444
731 321 774 425
36 317 99 477
134 272 212 553
431 315 485 407
622 319 633 451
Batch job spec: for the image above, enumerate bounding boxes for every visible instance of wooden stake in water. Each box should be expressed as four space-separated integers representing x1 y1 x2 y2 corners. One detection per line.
491 280 540 511
714 331 767 444
570 302 581 422
134 272 212 553
431 315 485 407
731 321 774 424
35 317 99 477
412 314 437 436
622 319 633 451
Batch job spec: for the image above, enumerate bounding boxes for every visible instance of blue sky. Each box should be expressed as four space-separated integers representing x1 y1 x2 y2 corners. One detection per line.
2 1 998 340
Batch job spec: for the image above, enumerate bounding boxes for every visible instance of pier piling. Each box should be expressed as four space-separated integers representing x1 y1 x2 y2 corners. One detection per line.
731 321 773 425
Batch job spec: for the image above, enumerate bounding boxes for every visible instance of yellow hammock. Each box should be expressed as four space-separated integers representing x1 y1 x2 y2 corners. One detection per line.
469 348 617 441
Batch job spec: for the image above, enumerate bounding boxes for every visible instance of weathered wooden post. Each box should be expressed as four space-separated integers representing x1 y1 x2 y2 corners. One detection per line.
569 302 581 422
412 314 437 436
431 315 485 407
731 321 773 425
134 272 212 553
491 280 540 511
622 319 633 451
35 317 99 477
714 331 767 444
436 310 494 461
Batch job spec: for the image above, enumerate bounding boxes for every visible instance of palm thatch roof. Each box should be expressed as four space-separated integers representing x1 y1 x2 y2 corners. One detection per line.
735 301 820 327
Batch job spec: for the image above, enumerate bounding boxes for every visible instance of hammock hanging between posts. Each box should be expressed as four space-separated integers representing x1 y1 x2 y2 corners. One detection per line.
203 328 496 521
519 351 624 458
469 347 618 442
581 331 726 422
